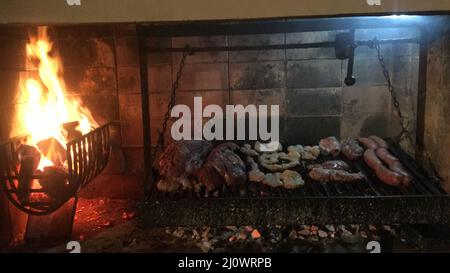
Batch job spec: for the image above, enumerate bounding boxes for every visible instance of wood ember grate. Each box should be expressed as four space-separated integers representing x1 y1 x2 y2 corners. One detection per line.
0 123 111 216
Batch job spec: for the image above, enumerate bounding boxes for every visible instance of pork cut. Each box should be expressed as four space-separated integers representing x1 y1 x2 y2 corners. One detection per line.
341 137 364 160
308 167 364 182
197 142 247 192
157 140 212 191
319 136 341 157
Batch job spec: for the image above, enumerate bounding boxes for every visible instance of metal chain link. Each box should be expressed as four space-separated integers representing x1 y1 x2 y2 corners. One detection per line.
369 38 413 144
153 46 194 158
369 38 442 180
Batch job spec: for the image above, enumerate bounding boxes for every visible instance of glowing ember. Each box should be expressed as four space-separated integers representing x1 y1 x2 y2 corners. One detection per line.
14 27 98 170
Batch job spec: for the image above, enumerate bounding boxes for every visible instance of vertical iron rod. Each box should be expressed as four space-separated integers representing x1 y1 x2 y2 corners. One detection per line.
137 25 153 195
415 28 428 163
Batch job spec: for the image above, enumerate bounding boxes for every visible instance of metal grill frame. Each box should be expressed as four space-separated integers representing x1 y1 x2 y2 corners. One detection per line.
136 16 450 226
0 123 111 216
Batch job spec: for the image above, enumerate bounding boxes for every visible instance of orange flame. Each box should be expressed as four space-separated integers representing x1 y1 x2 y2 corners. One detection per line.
16 27 97 170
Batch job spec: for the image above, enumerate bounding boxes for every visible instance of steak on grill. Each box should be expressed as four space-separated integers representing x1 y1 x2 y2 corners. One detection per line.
319 136 341 157
157 140 213 190
197 142 247 192
341 137 364 160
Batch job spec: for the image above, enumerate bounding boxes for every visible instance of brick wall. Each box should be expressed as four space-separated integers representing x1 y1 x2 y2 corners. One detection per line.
0 24 424 200
147 28 420 147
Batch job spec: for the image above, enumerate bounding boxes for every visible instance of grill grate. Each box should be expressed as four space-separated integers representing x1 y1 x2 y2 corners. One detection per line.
139 140 449 226
149 140 446 200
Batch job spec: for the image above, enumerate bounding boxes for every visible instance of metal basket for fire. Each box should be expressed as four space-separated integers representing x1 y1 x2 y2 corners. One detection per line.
0 123 111 215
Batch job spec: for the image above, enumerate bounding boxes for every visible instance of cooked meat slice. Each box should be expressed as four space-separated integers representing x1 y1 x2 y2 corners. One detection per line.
197 143 247 191
319 136 341 157
281 170 304 189
308 167 364 182
307 160 350 171
307 160 348 171
322 160 350 170
156 179 182 192
157 140 212 178
248 169 265 182
341 137 364 160
196 166 225 192
240 144 259 157
262 173 283 188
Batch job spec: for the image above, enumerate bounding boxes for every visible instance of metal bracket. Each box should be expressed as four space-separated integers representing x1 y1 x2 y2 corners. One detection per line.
335 30 356 86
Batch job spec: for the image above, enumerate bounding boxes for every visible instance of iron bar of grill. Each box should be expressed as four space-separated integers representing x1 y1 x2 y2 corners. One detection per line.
138 17 435 38
144 38 418 53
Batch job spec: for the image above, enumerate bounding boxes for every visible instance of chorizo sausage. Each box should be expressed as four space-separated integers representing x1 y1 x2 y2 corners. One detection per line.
375 147 399 167
359 137 379 150
389 161 411 186
369 135 388 148
363 149 383 170
364 149 409 187
374 164 403 186
376 148 411 186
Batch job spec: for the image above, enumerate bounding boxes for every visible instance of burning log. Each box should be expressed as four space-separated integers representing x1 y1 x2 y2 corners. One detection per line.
39 165 71 201
62 121 82 141
17 144 41 199
37 137 67 166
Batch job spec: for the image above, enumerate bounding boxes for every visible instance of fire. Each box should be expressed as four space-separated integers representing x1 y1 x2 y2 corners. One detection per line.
15 27 97 170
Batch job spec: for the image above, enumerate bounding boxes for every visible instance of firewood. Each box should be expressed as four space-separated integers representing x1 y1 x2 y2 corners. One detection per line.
17 144 41 198
62 121 82 141
39 166 70 201
37 137 67 166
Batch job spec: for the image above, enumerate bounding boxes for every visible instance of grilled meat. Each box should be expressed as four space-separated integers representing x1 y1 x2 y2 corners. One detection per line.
308 167 364 182
307 160 350 171
341 137 364 160
197 143 247 192
369 135 388 148
319 136 341 157
281 170 305 189
363 148 410 187
157 140 213 191
358 137 378 150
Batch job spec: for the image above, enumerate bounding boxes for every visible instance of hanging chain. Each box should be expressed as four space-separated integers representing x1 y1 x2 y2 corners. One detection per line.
153 46 194 158
369 38 413 144
369 38 442 180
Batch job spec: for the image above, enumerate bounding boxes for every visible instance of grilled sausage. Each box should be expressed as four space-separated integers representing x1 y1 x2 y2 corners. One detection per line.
389 161 411 186
376 148 411 186
358 137 379 150
364 148 410 187
369 135 388 148
374 164 403 186
363 149 383 170
375 147 399 167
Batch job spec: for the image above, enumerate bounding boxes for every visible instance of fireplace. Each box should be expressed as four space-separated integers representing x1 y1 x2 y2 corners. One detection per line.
0 14 449 251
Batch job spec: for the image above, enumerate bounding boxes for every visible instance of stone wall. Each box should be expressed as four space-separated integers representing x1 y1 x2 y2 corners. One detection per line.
147 28 420 147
